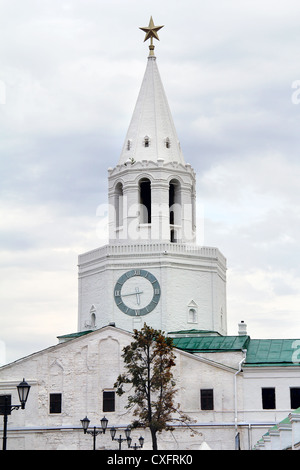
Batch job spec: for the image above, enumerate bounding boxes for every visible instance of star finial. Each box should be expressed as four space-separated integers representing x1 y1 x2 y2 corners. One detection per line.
139 16 164 56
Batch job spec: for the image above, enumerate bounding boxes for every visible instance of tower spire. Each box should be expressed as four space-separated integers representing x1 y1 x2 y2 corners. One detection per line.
139 16 164 56
118 17 184 166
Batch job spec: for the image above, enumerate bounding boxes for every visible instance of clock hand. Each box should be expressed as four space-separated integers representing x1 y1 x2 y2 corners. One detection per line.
121 291 144 297
135 286 141 305
122 287 143 305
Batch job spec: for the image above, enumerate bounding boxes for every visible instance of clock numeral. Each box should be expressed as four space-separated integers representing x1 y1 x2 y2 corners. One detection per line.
154 288 160 295
133 269 140 276
135 310 139 316
114 290 121 296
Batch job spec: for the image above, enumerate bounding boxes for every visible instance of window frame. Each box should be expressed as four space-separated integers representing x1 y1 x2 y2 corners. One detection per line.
261 387 276 410
290 387 300 409
103 390 115 413
49 393 62 414
0 395 12 416
200 388 214 411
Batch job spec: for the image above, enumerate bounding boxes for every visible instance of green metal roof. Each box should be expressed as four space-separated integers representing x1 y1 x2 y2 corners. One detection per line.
168 329 221 336
57 330 93 340
244 339 299 366
57 328 300 367
171 335 250 353
170 332 300 367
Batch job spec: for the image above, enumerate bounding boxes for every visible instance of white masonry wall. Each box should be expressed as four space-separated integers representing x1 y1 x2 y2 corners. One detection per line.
1 326 298 450
77 243 227 335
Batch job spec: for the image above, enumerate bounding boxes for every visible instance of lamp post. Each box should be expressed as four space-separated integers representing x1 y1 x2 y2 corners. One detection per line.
80 415 108 450
1 378 31 450
127 435 144 450
110 426 131 450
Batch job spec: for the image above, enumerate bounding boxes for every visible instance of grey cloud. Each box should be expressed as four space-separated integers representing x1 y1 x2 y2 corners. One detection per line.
1 0 300 362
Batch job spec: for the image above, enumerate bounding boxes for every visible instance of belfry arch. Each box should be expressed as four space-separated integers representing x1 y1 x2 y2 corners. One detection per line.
139 177 151 224
115 182 123 228
169 178 181 242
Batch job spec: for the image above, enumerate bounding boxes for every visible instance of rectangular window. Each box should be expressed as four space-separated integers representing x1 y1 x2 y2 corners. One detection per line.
262 387 276 409
290 388 300 409
200 389 214 410
49 393 62 414
103 391 115 412
0 395 11 416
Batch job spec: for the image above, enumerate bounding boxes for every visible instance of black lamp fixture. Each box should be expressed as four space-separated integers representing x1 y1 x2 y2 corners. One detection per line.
80 415 108 450
17 379 31 410
110 426 132 450
1 378 31 450
127 435 145 450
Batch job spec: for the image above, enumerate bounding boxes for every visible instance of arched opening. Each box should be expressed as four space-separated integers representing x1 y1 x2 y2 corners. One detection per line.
115 182 123 227
170 228 178 243
139 178 151 224
169 183 175 225
169 179 181 241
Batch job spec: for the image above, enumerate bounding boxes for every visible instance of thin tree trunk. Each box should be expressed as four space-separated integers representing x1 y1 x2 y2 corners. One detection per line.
151 426 158 450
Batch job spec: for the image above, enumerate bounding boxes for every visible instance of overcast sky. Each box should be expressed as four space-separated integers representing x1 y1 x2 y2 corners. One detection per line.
1 0 300 365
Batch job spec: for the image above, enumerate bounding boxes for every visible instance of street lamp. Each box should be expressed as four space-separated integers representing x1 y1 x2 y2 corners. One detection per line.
1 378 31 450
17 379 31 409
127 435 144 450
110 426 131 450
80 415 108 450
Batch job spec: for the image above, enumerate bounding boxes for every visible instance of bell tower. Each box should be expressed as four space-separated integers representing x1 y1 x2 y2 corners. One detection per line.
78 18 227 336
108 18 196 246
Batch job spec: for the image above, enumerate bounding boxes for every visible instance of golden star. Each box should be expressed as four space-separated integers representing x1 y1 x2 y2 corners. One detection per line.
139 16 164 42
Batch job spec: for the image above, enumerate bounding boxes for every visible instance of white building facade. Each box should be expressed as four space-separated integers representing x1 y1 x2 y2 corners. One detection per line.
1 325 300 450
1 19 300 451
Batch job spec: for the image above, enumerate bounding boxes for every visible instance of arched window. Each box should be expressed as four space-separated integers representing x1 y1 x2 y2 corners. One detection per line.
188 308 197 323
90 305 96 329
139 178 151 223
169 183 175 225
165 137 170 148
144 136 150 147
115 182 123 228
91 312 96 328
127 139 131 151
187 301 198 324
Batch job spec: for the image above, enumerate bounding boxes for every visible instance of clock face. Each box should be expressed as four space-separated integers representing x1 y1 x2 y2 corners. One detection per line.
114 269 161 316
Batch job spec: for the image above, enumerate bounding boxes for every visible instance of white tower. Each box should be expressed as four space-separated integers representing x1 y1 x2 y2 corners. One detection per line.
78 18 227 335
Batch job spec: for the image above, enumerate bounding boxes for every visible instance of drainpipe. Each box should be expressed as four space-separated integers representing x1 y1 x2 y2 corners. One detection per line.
234 350 247 448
